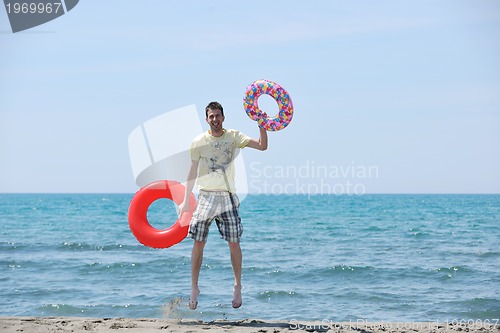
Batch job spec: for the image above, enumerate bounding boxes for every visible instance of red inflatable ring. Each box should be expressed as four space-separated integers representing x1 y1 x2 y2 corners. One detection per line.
128 180 197 249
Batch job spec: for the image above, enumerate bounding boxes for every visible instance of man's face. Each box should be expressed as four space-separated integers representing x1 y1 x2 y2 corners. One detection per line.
206 108 224 131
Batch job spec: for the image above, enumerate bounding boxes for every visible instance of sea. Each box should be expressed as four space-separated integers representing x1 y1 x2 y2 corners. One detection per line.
1 193 499 323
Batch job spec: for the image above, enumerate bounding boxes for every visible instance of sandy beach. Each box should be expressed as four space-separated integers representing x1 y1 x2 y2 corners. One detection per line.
1 316 498 333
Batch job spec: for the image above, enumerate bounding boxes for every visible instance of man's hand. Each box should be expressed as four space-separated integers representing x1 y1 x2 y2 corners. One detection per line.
177 200 193 227
178 200 190 217
178 159 198 221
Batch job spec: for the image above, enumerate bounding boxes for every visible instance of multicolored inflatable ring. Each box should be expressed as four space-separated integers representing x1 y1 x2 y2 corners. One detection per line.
243 79 294 131
128 180 196 249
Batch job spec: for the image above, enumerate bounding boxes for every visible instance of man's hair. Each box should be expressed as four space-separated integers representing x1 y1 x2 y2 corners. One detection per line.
205 101 224 118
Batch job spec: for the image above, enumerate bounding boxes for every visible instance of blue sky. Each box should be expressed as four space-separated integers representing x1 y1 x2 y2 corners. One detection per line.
1 1 499 194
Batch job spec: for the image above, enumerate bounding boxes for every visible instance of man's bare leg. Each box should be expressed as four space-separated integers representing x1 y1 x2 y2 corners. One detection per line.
190 240 205 310
228 241 242 308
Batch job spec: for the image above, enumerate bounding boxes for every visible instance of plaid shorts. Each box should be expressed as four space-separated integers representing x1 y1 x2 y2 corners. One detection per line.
188 191 243 243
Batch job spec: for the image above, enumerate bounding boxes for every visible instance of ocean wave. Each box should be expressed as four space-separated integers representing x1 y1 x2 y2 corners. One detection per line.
466 297 500 307
57 242 143 252
77 257 188 275
0 241 34 251
36 303 167 318
328 264 374 272
2 240 144 253
256 290 303 300
311 265 375 276
434 265 474 273
37 303 84 315
79 261 143 272
439 298 500 320
433 265 476 279
478 251 500 258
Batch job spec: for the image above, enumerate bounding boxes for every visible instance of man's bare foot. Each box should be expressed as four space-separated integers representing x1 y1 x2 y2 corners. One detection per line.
189 287 200 310
232 285 242 308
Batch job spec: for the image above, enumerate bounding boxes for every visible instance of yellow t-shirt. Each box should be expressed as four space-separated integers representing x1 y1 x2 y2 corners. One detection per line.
190 129 251 192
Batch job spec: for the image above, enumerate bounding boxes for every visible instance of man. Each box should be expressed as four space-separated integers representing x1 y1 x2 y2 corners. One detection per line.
178 101 268 310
